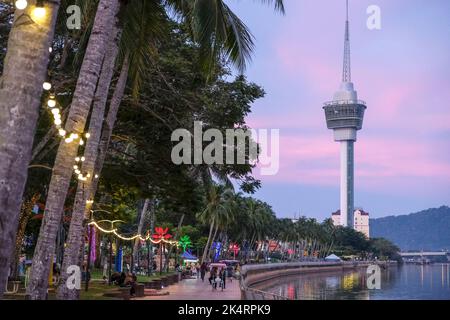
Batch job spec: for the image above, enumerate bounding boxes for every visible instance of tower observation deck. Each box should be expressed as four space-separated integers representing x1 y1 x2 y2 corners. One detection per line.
323 1 367 228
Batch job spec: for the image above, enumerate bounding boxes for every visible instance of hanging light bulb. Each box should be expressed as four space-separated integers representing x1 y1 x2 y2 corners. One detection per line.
32 1 46 19
78 174 84 180
86 173 91 178
85 133 91 139
75 157 80 162
51 108 59 115
49 47 52 53
73 165 78 170
54 118 62 126
71 133 79 139
15 0 28 10
47 99 56 108
94 174 99 179
65 137 73 143
81 156 85 162
58 129 66 137
79 139 84 146
43 82 52 91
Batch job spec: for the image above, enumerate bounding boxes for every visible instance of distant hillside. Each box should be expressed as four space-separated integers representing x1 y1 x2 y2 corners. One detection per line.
370 206 450 251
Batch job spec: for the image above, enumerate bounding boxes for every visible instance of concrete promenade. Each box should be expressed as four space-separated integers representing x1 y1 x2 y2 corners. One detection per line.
135 277 241 300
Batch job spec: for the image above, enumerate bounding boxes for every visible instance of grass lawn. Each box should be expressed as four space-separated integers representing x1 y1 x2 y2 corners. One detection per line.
4 270 176 300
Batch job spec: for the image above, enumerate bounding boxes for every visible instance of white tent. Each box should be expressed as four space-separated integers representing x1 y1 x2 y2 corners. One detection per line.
324 254 342 261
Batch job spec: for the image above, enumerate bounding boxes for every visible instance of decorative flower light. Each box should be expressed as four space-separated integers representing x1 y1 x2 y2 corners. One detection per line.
229 243 240 256
152 227 172 241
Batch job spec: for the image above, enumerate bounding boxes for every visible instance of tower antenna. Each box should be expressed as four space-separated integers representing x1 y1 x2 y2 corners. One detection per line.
342 0 351 82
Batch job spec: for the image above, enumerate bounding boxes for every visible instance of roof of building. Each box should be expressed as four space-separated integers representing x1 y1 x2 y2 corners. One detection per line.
331 209 369 216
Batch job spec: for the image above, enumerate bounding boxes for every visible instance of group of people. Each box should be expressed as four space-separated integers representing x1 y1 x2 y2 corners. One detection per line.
109 272 139 296
208 267 228 291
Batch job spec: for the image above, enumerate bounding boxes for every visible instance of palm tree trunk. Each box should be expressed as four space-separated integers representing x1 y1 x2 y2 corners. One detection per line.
9 194 40 279
27 0 120 300
165 214 185 271
56 22 121 300
133 199 150 267
82 53 130 207
201 218 215 264
0 0 60 298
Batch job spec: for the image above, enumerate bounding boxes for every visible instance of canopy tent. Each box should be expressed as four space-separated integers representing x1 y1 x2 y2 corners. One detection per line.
324 254 342 261
181 251 198 263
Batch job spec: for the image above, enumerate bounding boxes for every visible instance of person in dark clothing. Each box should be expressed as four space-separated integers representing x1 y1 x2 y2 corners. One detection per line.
200 262 207 282
209 267 217 287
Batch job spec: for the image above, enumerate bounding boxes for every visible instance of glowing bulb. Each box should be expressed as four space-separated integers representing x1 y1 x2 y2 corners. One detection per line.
54 119 62 126
47 99 56 108
94 174 99 179
58 129 66 137
54 113 61 120
71 133 78 139
65 138 72 143
15 0 28 10
75 169 81 175
49 47 52 53
43 82 52 91
86 173 91 178
51 108 59 115
73 165 78 170
32 7 46 19
78 174 83 180
79 139 84 146
75 157 80 162
85 133 91 139
81 157 85 162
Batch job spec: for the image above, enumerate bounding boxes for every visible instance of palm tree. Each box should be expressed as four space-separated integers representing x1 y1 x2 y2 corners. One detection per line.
26 0 285 299
0 0 61 297
196 185 234 263
27 0 121 300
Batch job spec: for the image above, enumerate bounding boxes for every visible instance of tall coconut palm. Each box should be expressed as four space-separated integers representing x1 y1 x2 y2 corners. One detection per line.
27 0 121 300
27 0 285 299
0 0 60 298
197 185 234 263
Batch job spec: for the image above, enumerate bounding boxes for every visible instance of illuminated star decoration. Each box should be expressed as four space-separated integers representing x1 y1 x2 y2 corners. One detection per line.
179 235 192 252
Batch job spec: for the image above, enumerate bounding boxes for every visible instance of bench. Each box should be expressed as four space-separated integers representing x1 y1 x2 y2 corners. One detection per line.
4 281 21 294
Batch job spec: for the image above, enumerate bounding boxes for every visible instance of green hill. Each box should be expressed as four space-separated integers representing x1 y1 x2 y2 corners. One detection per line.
370 206 450 251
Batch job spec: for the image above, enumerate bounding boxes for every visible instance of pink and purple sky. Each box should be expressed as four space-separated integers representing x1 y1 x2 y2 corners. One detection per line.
228 0 450 220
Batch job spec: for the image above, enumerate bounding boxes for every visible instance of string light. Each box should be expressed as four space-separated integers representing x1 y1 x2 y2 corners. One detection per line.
58 129 66 137
88 221 180 245
43 82 52 91
32 0 46 19
47 99 56 108
85 133 91 139
15 0 28 10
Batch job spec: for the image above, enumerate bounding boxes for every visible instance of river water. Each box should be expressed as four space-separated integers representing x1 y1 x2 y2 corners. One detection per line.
256 263 450 300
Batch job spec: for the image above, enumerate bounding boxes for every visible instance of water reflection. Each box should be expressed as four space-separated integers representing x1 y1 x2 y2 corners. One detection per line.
255 264 450 300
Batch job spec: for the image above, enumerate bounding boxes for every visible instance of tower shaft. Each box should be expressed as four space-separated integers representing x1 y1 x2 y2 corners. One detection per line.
340 141 354 227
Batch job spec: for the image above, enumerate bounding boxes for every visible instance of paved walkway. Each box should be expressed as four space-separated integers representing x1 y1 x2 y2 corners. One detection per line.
136 277 241 300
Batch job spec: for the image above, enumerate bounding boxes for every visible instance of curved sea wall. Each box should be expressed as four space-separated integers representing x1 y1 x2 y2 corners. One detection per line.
239 261 394 300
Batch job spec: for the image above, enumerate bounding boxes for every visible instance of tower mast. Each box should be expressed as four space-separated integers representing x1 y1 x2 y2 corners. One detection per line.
323 0 367 228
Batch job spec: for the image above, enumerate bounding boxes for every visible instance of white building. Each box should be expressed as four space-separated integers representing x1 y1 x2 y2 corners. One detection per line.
331 209 370 238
